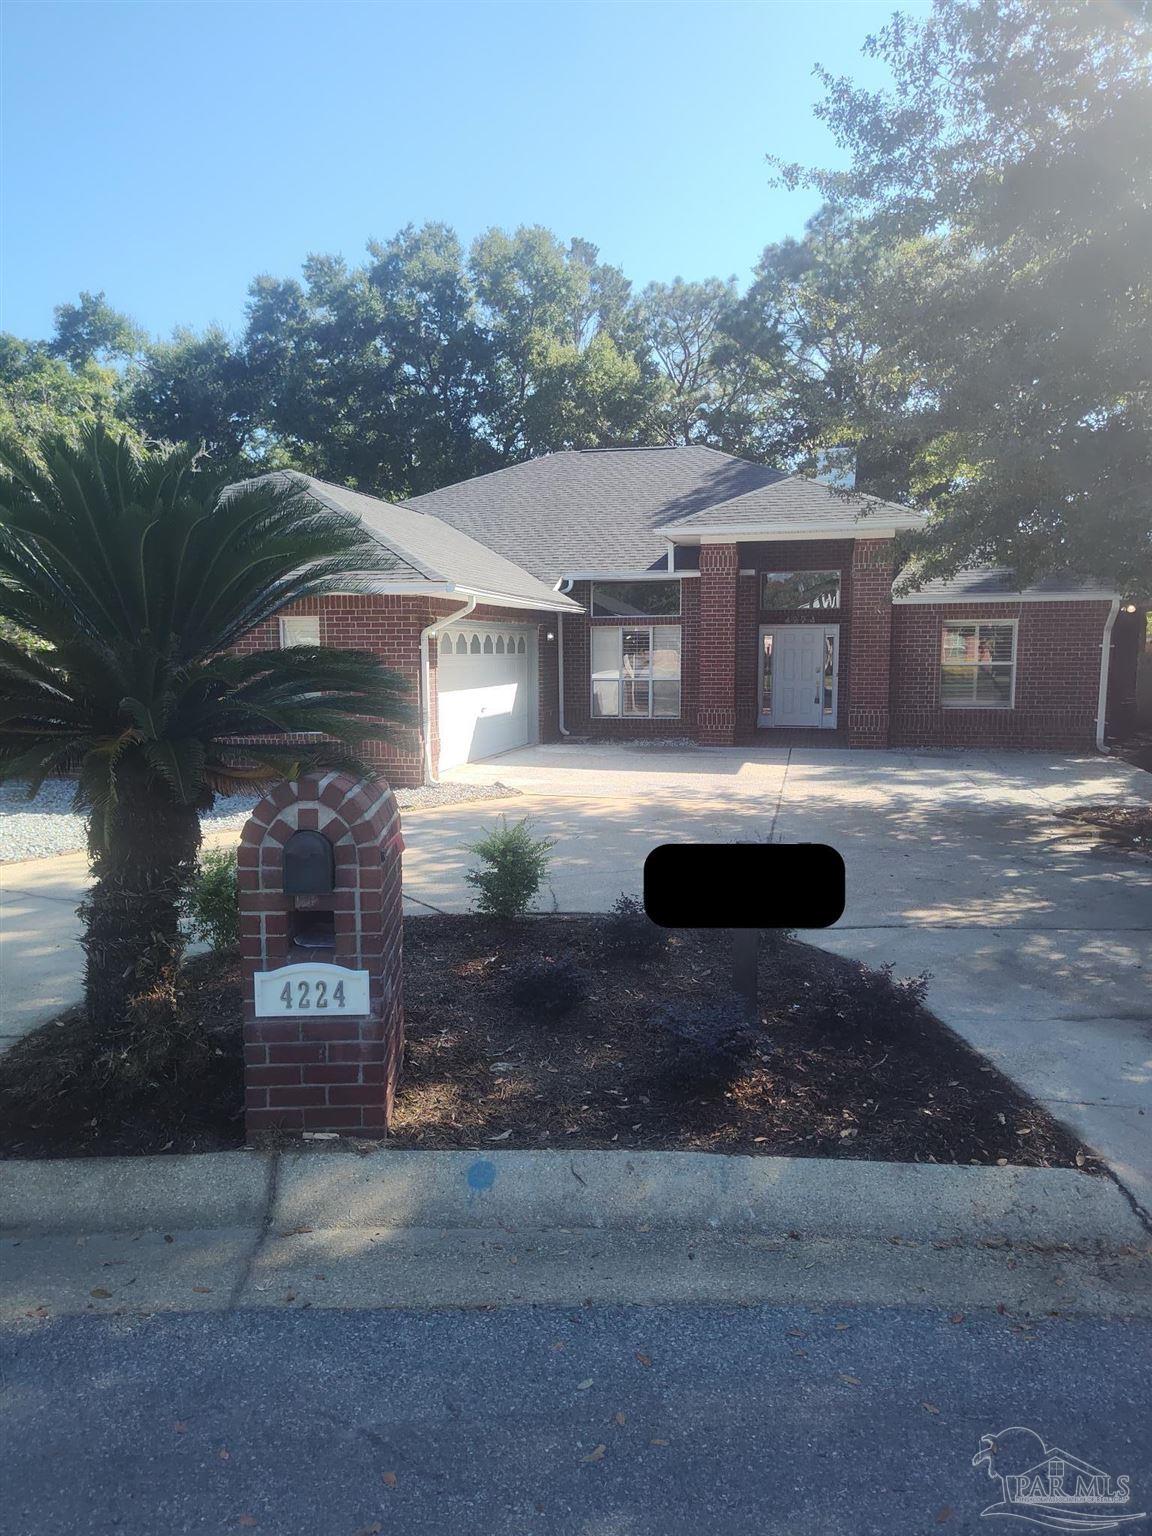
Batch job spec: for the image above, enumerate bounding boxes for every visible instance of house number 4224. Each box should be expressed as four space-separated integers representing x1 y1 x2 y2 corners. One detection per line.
253 963 371 1018
279 978 345 1009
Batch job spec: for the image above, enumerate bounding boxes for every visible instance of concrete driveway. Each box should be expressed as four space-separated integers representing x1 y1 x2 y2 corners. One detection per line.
2 743 1150 1214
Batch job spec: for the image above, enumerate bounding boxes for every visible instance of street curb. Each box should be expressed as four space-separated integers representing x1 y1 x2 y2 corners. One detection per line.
0 1151 273 1235
2 1148 1147 1248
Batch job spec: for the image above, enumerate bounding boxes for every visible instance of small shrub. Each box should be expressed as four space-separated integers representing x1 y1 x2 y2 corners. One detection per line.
604 893 667 960
652 995 760 1092
466 816 555 919
507 955 586 1017
798 961 931 1032
183 848 240 951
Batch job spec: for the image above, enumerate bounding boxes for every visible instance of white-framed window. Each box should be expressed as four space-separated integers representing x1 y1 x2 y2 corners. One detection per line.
940 619 1016 708
279 615 321 648
591 625 681 718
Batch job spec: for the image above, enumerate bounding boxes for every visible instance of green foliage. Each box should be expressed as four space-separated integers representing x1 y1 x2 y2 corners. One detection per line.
183 848 240 951
465 816 555 919
0 426 412 822
0 422 412 1031
641 277 790 458
125 326 259 462
11 9 1149 598
0 334 134 458
49 291 144 369
772 0 1152 594
801 961 931 1034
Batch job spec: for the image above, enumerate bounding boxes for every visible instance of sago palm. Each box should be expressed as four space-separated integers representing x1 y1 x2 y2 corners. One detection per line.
0 425 411 1035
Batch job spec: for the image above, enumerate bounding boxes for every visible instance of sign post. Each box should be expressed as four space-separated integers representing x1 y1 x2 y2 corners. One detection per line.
643 843 846 1020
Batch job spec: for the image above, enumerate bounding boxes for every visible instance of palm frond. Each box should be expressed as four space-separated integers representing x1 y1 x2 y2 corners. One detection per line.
0 422 412 823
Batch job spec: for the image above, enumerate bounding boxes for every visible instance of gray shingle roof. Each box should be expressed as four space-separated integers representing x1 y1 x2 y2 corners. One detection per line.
400 447 786 580
290 475 580 611
669 474 928 534
893 567 1117 601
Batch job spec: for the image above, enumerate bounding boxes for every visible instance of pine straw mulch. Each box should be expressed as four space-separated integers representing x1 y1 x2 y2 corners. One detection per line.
0 915 1094 1170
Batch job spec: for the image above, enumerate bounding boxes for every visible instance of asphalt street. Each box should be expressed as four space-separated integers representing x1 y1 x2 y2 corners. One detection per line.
2 1302 1149 1536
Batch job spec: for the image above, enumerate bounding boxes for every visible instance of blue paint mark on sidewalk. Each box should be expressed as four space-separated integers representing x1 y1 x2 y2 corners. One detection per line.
466 1159 497 1197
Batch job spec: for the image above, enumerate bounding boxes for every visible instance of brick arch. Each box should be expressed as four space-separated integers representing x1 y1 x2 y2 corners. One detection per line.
238 772 405 1138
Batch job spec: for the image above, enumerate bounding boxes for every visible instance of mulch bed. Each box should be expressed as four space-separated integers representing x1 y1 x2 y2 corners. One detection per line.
0 915 1093 1170
1057 802 1152 854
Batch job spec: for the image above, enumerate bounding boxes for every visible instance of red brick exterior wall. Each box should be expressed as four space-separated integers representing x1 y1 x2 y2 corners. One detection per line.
235 593 561 787
890 600 1112 750
235 558 1112 766
698 544 740 745
238 774 405 1136
847 539 894 747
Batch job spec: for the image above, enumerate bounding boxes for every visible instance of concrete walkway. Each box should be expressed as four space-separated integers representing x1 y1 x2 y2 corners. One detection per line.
2 744 1150 1212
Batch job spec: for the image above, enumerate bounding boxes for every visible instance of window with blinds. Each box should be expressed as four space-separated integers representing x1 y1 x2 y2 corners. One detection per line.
591 625 682 718
940 620 1016 708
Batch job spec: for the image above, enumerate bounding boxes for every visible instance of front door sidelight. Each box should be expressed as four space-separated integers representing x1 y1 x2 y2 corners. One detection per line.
758 624 839 728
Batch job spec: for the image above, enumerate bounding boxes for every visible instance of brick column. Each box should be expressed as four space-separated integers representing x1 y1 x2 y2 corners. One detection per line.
238 773 405 1137
847 538 894 747
697 542 740 746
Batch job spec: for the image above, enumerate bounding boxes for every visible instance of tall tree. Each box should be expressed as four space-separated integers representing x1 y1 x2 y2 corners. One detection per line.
470 226 658 457
774 0 1152 592
0 426 410 1037
641 277 790 457
742 206 923 496
126 326 260 462
49 291 143 369
0 336 127 452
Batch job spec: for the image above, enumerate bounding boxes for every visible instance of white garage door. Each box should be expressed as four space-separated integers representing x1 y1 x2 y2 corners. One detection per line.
437 625 534 771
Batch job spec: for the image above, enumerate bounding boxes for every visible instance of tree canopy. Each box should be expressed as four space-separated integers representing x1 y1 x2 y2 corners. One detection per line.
772 0 1152 592
5 0 1148 593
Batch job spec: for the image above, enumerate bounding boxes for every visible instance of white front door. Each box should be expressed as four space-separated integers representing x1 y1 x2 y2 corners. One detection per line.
758 625 839 728
437 625 535 771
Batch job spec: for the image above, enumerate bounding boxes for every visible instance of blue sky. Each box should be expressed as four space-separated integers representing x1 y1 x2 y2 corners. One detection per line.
1 0 929 344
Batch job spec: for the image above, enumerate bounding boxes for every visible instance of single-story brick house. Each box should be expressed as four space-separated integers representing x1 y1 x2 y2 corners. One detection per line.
244 448 1122 786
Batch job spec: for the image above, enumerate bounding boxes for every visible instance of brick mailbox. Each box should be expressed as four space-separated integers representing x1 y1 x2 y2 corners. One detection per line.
238 773 405 1137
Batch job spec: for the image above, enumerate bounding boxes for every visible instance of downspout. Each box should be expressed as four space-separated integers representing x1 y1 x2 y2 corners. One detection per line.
420 593 478 784
1095 597 1122 752
555 579 575 736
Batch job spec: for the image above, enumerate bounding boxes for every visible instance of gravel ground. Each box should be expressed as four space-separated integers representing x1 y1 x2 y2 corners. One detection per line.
0 778 519 864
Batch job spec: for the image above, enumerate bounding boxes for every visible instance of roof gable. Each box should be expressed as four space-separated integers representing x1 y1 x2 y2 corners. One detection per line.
665 474 928 537
401 447 786 580
265 473 580 612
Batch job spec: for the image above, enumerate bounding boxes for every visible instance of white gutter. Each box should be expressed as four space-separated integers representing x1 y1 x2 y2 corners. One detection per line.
419 594 478 784
369 580 579 614
894 589 1120 605
555 579 575 736
671 525 903 543
1095 597 1122 751
559 570 697 582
